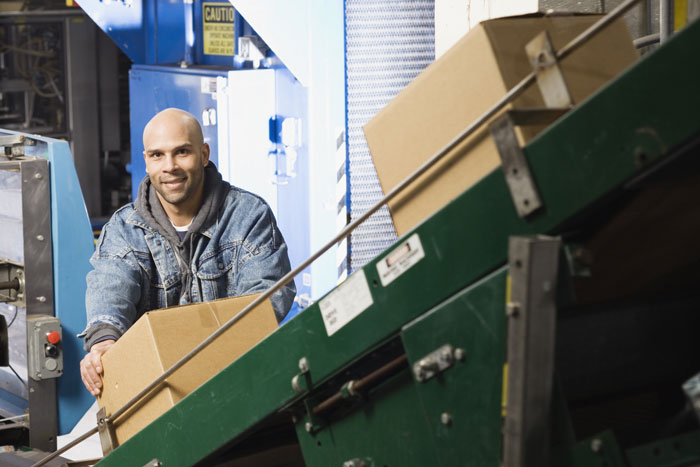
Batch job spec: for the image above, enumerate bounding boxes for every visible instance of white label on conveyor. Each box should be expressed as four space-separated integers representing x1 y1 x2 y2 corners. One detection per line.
320 269 373 337
376 233 425 287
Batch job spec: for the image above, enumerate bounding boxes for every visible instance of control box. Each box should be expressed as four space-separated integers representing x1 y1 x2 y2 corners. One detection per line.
27 315 63 381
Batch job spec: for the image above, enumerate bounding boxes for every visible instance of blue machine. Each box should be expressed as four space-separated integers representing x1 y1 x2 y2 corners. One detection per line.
78 0 347 306
0 131 95 448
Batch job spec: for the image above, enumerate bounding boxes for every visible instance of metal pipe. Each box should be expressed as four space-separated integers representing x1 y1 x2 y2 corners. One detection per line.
660 0 672 43
633 32 661 47
312 354 408 416
0 278 19 291
31 1 643 464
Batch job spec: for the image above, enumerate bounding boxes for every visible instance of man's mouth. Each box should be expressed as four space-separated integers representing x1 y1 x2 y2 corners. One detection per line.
161 177 186 188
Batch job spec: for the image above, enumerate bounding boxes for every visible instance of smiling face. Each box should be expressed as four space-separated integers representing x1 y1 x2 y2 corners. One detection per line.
143 109 210 222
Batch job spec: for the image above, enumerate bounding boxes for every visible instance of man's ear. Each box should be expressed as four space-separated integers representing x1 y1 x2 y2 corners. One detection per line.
143 151 149 173
201 143 211 166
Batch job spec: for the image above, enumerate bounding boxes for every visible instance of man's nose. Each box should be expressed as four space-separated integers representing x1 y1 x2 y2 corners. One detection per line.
162 154 177 171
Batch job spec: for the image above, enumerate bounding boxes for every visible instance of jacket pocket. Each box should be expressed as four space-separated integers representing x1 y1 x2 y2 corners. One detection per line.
196 244 237 299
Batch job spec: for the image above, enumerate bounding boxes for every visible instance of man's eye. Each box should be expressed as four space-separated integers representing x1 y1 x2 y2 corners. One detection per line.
150 153 162 158
177 148 189 155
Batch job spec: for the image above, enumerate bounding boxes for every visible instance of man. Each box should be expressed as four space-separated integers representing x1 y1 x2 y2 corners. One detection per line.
80 108 295 396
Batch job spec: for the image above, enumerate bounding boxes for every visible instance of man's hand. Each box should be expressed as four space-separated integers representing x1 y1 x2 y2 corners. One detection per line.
80 340 115 396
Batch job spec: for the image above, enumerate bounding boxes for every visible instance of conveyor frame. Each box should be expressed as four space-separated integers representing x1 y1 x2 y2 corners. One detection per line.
91 15 700 467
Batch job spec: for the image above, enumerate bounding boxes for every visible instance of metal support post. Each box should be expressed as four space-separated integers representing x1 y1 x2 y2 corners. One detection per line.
503 236 561 467
0 156 58 452
660 0 673 43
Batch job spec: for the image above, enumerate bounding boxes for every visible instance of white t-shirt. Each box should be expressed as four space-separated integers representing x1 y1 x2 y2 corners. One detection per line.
171 219 192 241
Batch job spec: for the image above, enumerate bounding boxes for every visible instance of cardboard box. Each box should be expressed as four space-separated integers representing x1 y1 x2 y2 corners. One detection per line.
98 293 278 446
363 15 639 236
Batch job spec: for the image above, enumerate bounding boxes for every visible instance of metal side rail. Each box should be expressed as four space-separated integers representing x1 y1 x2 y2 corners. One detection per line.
78 15 700 467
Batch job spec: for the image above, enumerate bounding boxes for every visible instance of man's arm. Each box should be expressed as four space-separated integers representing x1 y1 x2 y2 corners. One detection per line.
235 204 296 321
81 221 144 394
83 223 144 349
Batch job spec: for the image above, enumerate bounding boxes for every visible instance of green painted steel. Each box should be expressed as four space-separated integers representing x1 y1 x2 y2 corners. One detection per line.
96 18 700 466
626 430 700 467
552 431 627 467
295 269 507 467
401 269 507 466
295 372 438 467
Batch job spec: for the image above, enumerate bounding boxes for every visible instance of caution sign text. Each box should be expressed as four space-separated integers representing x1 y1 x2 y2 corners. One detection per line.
202 3 235 56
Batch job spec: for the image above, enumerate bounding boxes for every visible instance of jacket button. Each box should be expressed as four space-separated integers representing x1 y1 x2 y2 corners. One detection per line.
218 263 225 270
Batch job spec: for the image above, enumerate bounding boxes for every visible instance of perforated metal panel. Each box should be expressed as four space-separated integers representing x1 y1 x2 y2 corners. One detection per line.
345 0 435 272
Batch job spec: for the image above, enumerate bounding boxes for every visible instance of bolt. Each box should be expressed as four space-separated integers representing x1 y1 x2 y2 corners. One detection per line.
34 173 42 180
36 296 46 302
441 412 452 426
291 415 298 423
454 348 466 362
299 357 309 373
413 363 424 382
635 149 649 167
542 280 552 293
441 348 452 361
36 235 44 241
591 438 603 453
29 387 34 393
506 302 520 318
305 422 313 433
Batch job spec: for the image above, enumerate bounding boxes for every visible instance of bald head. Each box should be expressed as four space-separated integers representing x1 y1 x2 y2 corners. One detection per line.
143 108 204 149
142 108 211 224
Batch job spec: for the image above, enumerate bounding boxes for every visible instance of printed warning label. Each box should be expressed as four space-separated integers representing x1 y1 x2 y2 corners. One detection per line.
319 270 373 337
376 233 425 286
202 3 235 56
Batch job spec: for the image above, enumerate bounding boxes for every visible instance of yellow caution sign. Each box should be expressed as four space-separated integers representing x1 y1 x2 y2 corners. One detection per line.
202 3 235 56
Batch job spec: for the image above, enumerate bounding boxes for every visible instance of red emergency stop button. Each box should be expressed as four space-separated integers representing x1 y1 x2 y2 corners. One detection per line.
47 331 61 345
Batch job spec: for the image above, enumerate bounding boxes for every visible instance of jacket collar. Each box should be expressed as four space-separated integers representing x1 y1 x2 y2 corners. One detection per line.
125 207 215 238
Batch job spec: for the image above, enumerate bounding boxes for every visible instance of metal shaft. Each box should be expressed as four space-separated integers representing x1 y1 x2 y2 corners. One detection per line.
313 354 408 416
0 278 19 291
31 1 642 465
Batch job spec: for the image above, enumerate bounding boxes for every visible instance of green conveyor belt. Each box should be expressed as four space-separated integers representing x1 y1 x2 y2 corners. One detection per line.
97 17 700 467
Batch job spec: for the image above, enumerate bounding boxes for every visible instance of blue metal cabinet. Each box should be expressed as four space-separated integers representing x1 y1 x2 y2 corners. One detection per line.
128 65 224 201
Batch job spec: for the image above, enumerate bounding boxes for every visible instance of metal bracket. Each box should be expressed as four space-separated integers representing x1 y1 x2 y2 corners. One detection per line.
412 344 454 383
503 236 561 467
97 407 118 455
563 244 593 278
490 108 569 218
291 356 310 394
490 114 543 218
143 459 162 467
0 134 36 159
0 261 25 305
525 31 574 108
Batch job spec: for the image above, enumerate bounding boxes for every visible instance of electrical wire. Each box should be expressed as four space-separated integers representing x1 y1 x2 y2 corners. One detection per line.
6 304 18 328
7 364 27 390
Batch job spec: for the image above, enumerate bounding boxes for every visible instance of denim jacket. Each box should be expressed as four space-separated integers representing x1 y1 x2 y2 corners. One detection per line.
81 186 295 349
